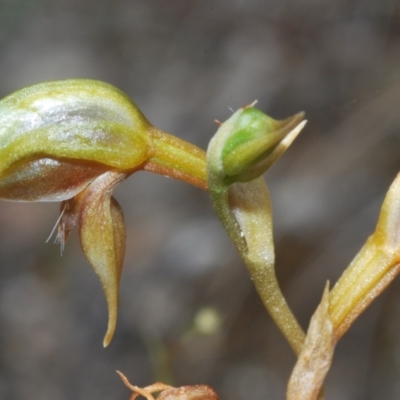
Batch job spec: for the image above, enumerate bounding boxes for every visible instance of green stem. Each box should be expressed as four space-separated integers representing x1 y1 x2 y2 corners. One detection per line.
211 176 305 355
246 255 306 356
144 127 207 191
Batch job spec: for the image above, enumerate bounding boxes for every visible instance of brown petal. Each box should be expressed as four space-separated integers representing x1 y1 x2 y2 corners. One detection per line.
78 171 127 346
0 158 108 201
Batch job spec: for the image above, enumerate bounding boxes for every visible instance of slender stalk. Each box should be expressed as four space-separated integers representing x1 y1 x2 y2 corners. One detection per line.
145 127 207 191
212 177 305 355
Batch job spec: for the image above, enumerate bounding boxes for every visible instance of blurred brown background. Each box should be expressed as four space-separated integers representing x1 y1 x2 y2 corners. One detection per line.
1 1 400 399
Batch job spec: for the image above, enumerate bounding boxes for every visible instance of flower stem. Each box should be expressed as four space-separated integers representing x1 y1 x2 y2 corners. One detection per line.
145 127 207 191
216 178 305 355
206 106 307 355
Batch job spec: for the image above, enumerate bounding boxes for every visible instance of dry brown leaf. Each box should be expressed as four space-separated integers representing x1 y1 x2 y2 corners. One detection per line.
117 371 219 400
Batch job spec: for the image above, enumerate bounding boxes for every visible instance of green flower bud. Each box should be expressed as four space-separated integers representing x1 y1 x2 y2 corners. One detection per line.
206 104 307 355
211 105 306 185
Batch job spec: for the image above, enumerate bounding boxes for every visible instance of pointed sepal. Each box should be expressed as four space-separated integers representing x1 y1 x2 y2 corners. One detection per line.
77 171 127 346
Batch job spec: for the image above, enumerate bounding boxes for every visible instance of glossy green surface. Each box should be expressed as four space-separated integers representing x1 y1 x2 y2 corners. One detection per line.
0 80 151 200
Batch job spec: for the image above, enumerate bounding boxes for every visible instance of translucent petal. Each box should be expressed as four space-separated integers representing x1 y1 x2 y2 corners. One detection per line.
0 158 108 201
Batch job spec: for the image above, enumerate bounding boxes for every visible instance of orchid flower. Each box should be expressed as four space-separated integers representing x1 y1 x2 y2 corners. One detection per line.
207 103 307 355
0 79 207 346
